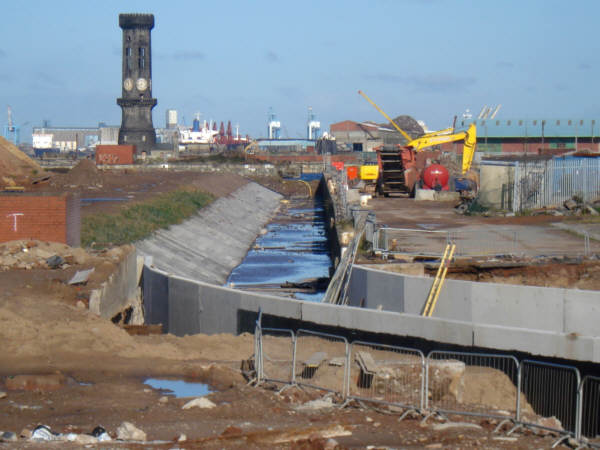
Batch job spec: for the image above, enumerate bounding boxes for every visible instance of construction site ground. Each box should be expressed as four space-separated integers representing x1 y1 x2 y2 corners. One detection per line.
359 195 600 290
0 161 598 447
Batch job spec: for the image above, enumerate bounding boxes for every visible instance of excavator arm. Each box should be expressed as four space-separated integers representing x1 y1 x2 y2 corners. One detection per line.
407 123 477 173
358 90 478 173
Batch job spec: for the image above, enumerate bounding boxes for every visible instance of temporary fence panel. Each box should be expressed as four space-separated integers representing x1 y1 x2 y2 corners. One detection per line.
579 375 600 444
294 329 349 396
348 341 425 411
518 360 581 437
259 328 296 386
426 351 519 420
513 158 600 212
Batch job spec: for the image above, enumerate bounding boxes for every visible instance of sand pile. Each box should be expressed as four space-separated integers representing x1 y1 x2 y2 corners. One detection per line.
0 136 43 186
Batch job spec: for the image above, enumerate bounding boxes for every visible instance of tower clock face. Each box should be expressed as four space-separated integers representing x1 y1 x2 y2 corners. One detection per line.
136 78 148 91
123 78 133 91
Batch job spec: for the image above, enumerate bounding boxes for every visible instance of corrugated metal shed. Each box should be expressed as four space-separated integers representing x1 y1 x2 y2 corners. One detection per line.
457 118 600 138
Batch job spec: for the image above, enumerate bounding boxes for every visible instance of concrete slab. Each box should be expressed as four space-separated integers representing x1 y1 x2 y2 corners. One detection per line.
563 289 600 336
472 282 564 331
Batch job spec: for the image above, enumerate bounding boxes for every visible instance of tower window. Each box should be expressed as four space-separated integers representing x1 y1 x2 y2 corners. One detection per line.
126 47 132 72
139 47 146 70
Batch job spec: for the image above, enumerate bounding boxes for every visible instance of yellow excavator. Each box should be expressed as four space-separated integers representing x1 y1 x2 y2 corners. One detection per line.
358 90 477 195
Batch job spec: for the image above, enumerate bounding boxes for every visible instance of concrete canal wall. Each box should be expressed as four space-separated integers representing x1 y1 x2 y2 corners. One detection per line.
142 265 600 363
346 265 600 338
137 172 600 364
136 182 283 285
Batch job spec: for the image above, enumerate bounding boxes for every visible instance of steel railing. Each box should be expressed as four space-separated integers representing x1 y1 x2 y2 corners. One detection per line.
513 158 600 213
578 375 600 445
294 329 349 397
257 328 296 387
512 360 581 440
426 351 520 421
253 326 597 446
348 341 425 412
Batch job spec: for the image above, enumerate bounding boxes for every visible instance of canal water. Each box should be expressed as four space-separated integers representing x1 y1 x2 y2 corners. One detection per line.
226 193 332 302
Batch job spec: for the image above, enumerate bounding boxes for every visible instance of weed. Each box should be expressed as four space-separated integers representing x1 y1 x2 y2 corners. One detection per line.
82 189 213 248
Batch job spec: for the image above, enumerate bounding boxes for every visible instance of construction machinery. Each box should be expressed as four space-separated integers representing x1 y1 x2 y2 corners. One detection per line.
357 90 477 196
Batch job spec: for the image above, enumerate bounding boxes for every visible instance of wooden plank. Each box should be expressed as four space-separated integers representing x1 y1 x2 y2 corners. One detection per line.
356 351 378 375
304 351 327 368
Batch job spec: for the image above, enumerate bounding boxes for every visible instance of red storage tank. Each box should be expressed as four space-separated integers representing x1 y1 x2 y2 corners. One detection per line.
346 165 358 180
422 164 449 191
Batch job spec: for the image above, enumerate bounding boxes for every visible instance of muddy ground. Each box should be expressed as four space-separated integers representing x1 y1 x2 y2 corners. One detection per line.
0 167 597 448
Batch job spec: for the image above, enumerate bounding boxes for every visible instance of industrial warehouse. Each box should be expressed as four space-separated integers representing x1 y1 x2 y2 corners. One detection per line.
1 6 600 449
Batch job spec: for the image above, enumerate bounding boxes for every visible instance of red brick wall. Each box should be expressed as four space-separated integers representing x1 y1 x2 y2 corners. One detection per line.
0 194 80 246
96 145 135 165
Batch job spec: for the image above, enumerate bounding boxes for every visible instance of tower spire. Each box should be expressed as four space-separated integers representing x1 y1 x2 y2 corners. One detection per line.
117 13 157 155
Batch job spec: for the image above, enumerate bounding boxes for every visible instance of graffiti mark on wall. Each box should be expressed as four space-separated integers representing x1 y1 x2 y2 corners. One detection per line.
97 154 120 164
6 213 24 232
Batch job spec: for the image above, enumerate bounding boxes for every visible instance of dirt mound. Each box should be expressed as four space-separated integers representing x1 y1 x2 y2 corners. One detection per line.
50 158 104 189
379 115 425 139
0 136 43 186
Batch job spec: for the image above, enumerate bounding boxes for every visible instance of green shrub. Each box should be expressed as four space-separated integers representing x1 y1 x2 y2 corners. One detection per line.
82 189 213 248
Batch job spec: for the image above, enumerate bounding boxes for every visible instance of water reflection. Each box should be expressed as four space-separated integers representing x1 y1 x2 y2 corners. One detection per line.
226 197 332 302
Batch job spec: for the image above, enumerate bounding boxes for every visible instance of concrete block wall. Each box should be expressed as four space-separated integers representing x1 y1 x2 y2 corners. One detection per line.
89 246 140 320
349 266 600 338
0 193 80 246
142 265 600 363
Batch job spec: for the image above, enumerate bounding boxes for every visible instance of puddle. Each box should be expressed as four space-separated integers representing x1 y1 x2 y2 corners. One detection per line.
144 378 212 398
81 197 127 204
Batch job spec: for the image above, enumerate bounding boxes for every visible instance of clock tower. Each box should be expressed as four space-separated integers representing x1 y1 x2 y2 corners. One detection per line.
117 13 157 154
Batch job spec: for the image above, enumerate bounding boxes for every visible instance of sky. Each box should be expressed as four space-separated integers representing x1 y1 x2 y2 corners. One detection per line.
1 0 600 142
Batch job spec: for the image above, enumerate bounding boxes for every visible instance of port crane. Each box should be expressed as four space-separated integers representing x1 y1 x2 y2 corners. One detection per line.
4 106 21 145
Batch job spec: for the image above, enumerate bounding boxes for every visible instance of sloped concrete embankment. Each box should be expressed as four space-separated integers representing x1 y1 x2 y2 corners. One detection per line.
137 181 283 286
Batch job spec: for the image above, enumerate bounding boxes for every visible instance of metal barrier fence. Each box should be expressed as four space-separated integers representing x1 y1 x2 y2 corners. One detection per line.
513 157 600 213
579 375 600 445
373 226 593 258
516 360 581 437
258 328 296 386
253 328 598 445
294 329 349 396
348 341 425 412
426 351 520 420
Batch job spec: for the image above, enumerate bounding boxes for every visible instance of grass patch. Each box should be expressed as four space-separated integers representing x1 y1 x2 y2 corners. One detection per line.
82 189 214 248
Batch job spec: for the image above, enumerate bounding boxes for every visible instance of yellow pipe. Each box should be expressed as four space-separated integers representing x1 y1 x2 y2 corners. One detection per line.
422 244 450 316
358 90 412 143
427 244 456 317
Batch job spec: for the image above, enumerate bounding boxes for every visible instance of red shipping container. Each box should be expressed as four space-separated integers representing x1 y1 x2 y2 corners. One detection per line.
346 165 358 180
96 145 135 165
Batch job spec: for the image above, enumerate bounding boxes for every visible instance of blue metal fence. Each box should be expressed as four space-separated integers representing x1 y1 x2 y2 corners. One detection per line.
513 157 600 212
